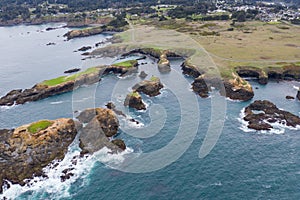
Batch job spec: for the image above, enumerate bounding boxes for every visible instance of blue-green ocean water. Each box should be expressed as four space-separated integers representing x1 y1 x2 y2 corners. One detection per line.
1 24 300 200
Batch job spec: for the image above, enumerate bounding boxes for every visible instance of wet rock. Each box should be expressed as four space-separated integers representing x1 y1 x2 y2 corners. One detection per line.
243 100 300 131
111 139 126 150
46 42 56 46
132 77 163 97
286 95 295 100
297 90 300 101
77 46 92 52
64 68 81 74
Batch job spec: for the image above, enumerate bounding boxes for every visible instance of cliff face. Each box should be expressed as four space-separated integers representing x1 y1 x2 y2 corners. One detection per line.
0 119 78 193
76 108 124 154
0 107 126 193
191 74 254 101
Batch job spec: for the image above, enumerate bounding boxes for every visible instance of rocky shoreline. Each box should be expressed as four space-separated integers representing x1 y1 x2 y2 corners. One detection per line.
243 100 300 131
0 107 125 193
0 61 138 107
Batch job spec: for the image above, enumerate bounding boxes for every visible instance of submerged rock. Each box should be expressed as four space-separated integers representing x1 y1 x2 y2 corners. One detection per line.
0 119 78 193
243 100 300 131
132 77 164 97
77 46 92 52
139 71 148 79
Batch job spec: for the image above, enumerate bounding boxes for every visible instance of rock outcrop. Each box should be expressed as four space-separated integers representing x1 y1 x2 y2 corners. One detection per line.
0 119 78 193
243 100 300 131
76 107 124 154
132 77 164 97
0 67 102 107
158 51 171 73
181 60 204 78
64 68 81 74
236 67 268 85
77 46 92 52
64 27 104 40
124 92 146 110
192 74 254 101
0 63 139 107
236 64 300 84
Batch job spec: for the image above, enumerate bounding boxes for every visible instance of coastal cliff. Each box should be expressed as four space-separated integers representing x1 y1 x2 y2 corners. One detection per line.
0 119 77 193
0 107 125 193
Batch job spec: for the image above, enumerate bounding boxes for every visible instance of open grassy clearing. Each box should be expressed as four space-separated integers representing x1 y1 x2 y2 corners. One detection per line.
41 67 99 86
27 120 53 134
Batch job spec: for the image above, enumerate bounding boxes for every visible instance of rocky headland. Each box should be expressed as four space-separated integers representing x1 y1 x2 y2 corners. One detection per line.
0 107 125 193
64 26 124 40
0 119 77 193
0 61 138 107
243 100 300 131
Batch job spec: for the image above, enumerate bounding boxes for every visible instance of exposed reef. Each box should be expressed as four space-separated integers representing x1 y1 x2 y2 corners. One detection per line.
243 100 300 131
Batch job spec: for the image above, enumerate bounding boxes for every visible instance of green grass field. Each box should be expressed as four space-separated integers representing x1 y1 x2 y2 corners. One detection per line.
41 67 99 86
27 120 53 134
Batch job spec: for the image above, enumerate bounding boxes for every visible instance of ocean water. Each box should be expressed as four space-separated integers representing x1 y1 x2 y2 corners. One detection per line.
1 24 300 200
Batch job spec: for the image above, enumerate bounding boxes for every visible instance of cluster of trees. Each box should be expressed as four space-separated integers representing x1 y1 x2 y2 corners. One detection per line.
168 2 216 18
0 5 30 21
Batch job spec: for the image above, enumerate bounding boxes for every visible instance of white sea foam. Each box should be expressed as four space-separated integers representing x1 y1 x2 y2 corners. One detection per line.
0 104 18 111
0 136 133 199
238 108 300 135
293 85 299 90
50 101 64 105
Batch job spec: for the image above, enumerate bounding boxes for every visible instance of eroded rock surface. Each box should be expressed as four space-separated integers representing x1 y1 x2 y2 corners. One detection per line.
0 119 77 193
243 100 300 131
